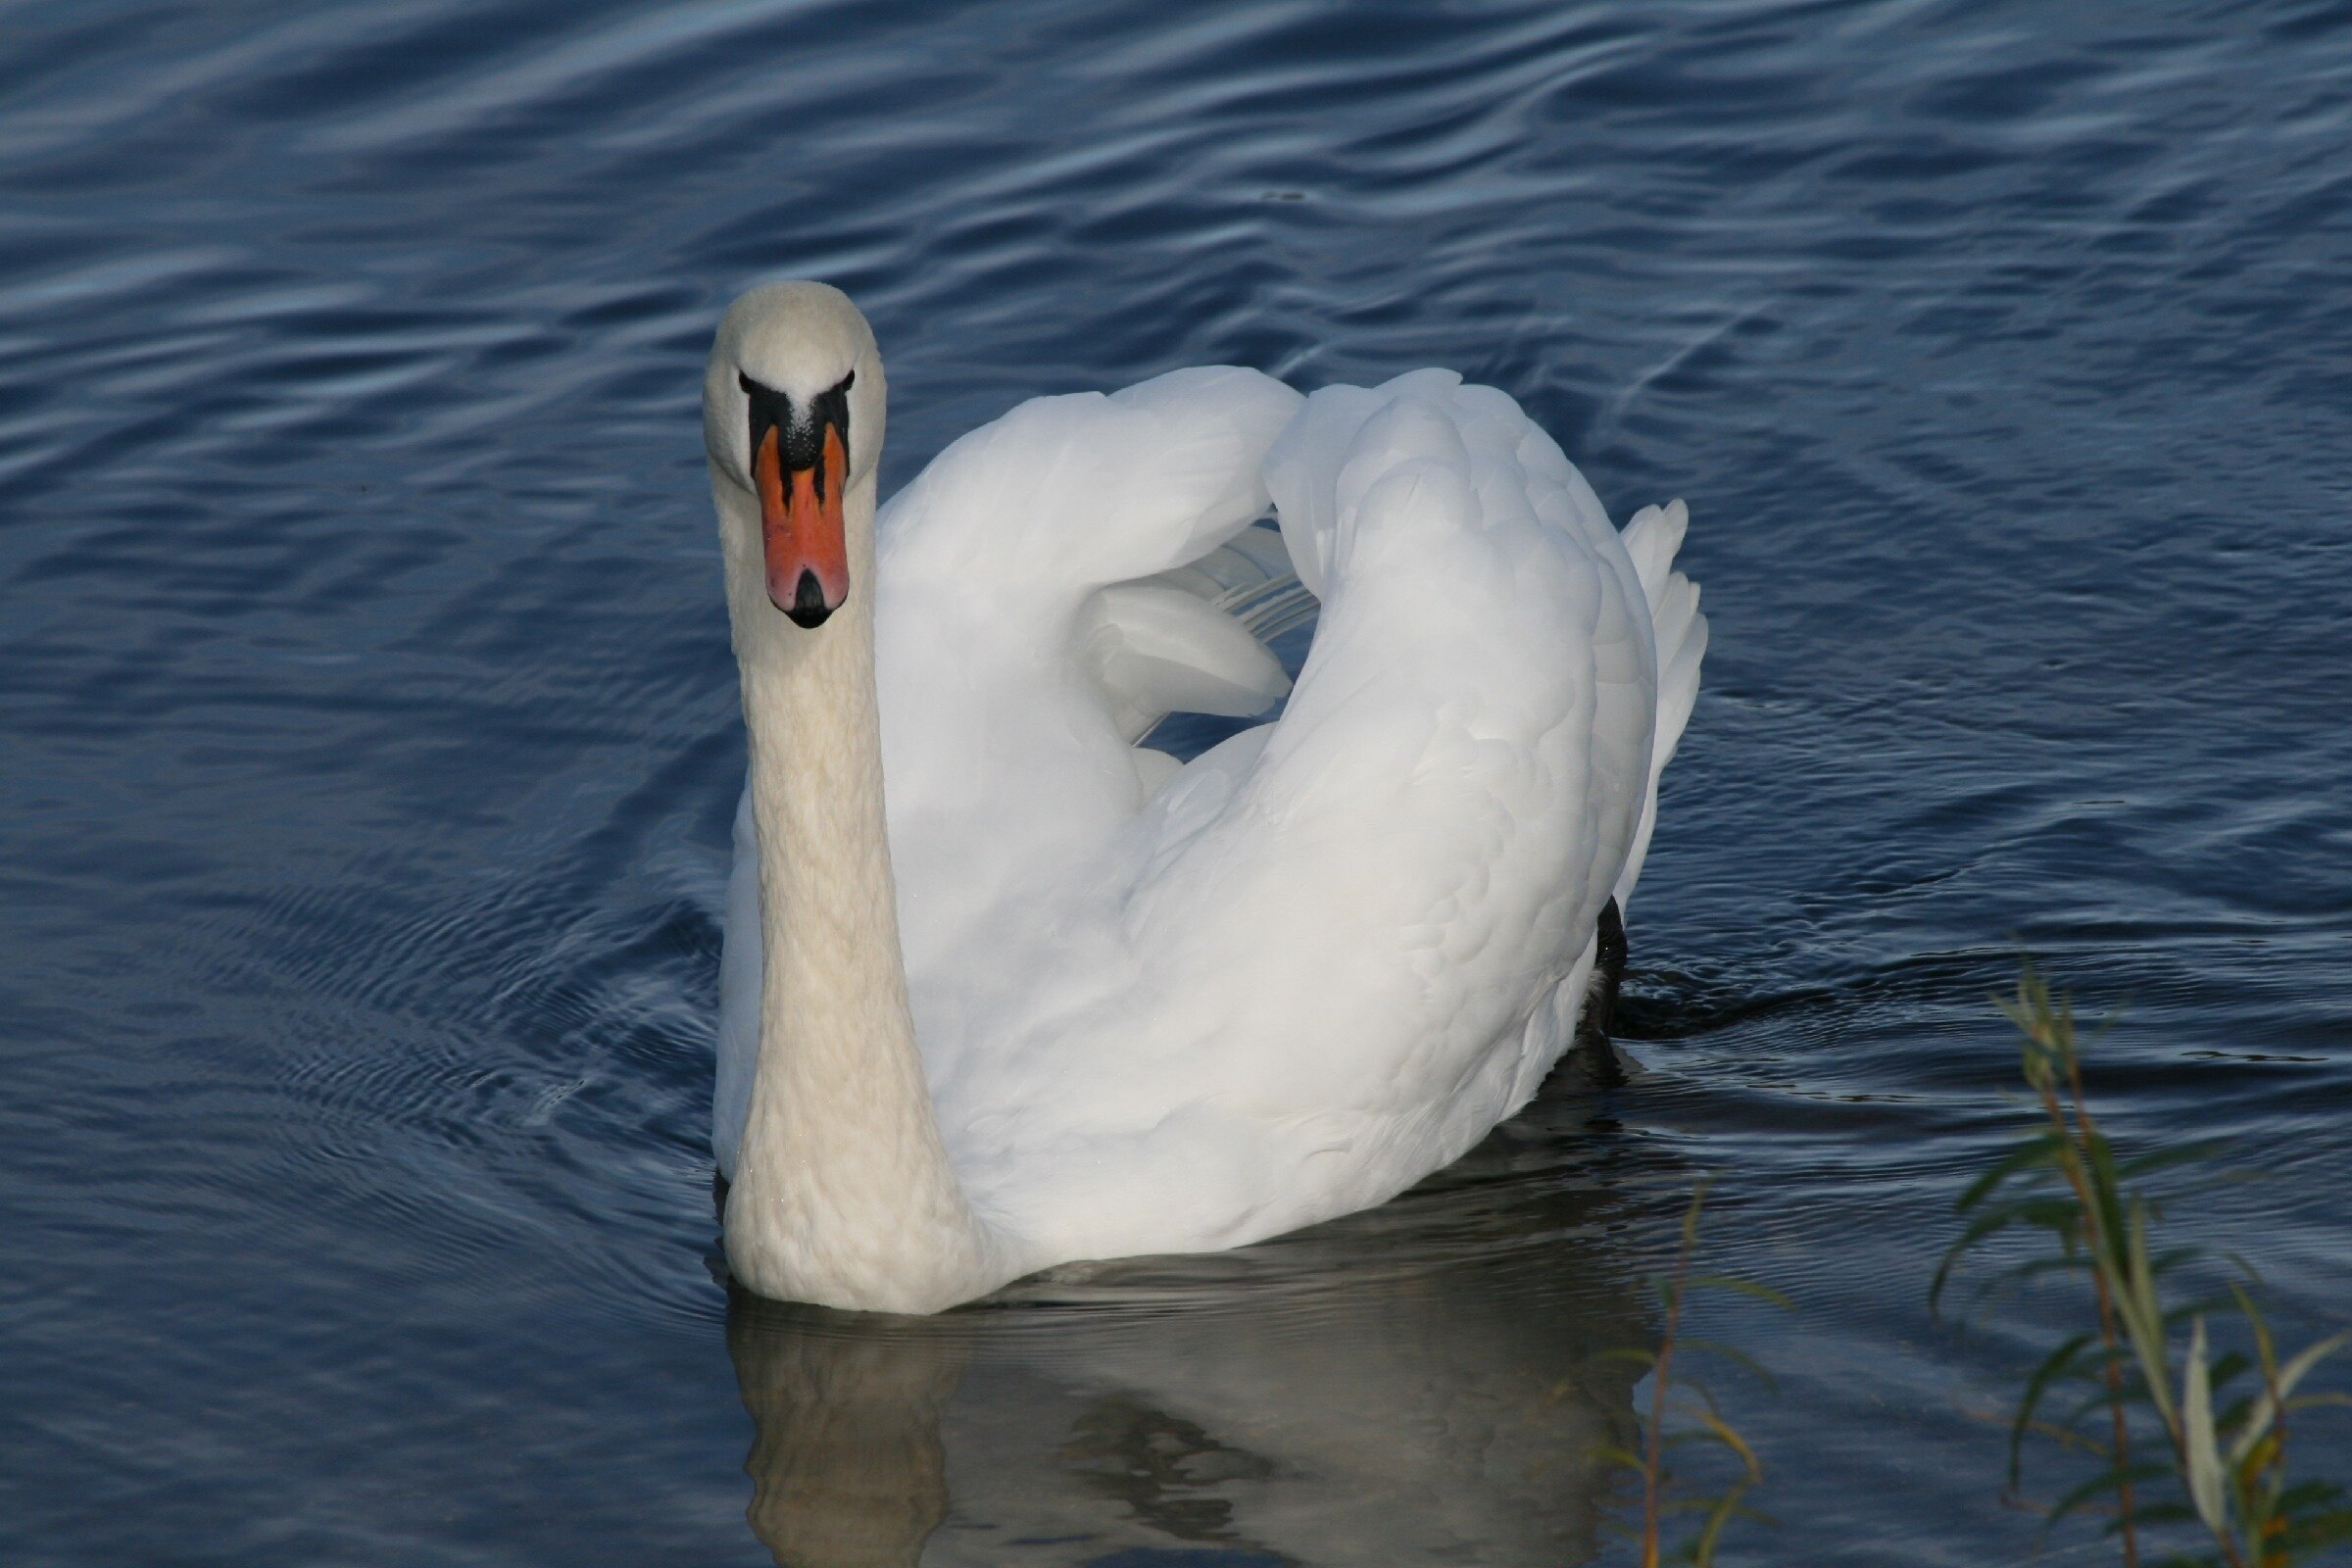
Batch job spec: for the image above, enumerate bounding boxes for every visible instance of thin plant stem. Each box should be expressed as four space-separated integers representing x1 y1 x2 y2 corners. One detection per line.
2059 1043 2249 1568
1642 1190 1704 1568
2038 1054 2142 1567
2262 1340 2288 1567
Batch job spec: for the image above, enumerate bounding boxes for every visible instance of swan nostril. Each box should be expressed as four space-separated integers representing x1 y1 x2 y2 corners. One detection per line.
786 568 834 629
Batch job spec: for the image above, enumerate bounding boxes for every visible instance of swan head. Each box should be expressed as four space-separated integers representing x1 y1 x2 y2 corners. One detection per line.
705 281 888 629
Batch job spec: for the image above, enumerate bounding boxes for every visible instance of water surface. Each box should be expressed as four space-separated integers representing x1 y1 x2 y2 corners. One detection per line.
4 2 2349 1563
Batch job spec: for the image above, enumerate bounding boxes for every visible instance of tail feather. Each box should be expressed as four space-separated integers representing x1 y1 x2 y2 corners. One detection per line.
1613 498 1706 912
1621 491 1689 587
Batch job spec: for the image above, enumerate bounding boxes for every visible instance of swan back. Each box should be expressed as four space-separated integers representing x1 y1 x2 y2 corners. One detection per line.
878 368 1684 1263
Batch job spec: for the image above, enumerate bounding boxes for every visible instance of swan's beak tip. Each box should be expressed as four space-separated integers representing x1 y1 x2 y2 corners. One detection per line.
776 568 838 628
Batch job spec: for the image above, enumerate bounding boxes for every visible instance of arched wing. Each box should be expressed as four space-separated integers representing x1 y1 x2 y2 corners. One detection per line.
935 371 1681 1258
870 368 1305 999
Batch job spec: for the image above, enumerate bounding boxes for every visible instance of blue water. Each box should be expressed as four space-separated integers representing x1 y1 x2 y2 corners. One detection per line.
5 2 2349 1563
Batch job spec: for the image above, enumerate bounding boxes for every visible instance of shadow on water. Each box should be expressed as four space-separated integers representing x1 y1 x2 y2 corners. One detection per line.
724 1078 1657 1568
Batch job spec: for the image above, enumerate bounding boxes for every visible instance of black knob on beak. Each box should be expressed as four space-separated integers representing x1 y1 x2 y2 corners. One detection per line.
786 568 834 629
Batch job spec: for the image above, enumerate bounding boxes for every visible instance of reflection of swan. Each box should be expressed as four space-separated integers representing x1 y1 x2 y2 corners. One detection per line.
706 282 1705 1311
726 1303 966 1568
725 1115 1648 1568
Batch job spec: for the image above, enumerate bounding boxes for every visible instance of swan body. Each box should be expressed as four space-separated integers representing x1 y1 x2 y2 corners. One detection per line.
708 283 1705 1312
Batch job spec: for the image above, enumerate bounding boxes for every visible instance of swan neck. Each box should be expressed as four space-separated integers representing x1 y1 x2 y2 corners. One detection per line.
720 472 1002 1312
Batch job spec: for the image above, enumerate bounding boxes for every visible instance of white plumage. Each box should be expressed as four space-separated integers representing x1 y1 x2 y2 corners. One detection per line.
705 282 1703 1311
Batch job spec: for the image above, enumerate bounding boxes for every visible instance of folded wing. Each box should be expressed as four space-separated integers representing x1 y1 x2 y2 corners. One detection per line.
882 368 1691 1263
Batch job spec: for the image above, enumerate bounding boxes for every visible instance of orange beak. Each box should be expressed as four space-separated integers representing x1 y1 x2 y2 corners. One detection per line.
756 420 849 628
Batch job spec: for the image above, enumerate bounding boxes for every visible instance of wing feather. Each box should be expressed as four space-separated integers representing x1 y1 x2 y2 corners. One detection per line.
927 370 1671 1260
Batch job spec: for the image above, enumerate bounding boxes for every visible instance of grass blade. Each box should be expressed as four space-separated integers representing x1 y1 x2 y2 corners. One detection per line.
2180 1317 2228 1536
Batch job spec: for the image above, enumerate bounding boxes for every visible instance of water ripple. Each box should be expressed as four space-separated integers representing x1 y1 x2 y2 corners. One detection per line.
4 1 2349 1563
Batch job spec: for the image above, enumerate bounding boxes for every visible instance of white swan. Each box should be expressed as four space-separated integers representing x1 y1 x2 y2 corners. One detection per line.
705 281 1706 1313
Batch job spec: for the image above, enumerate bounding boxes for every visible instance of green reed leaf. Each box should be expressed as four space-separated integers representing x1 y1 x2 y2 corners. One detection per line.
2180 1317 2228 1536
